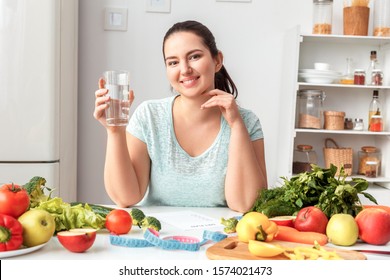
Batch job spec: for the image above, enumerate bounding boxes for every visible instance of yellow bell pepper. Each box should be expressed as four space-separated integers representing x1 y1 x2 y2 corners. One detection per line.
248 240 285 257
236 212 278 243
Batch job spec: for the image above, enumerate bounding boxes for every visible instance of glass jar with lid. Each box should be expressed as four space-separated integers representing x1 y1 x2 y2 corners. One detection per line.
353 118 364 131
312 0 333 34
354 69 366 85
358 146 381 177
293 144 318 174
370 69 384 86
297 89 325 129
369 115 383 132
373 0 390 37
344 118 353 130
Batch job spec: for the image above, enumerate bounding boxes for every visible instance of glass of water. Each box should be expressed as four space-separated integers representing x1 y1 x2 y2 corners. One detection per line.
103 70 130 126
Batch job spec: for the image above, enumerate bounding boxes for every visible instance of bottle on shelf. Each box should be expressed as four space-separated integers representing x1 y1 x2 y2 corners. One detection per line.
368 90 383 132
366 50 381 85
340 57 354 85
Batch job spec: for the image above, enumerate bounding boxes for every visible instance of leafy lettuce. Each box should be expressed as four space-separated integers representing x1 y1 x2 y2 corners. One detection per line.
36 197 106 232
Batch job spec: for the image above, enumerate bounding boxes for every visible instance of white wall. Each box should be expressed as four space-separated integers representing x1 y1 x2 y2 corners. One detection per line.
77 0 352 204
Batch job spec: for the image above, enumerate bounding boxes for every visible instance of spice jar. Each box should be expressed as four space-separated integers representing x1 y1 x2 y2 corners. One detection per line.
369 115 383 132
354 69 366 85
312 0 333 34
353 118 364 131
293 145 318 174
370 69 384 86
344 118 353 130
297 89 325 129
358 146 381 177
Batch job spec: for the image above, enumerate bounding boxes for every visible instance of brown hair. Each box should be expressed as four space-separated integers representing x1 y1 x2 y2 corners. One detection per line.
163 20 238 98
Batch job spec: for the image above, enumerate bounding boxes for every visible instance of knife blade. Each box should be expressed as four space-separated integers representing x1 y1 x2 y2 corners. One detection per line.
356 249 390 255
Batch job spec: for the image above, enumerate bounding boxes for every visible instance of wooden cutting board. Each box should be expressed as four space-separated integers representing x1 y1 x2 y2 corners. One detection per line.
206 237 367 260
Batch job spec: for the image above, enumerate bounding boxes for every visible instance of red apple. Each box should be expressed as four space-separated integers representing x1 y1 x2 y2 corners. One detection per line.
294 206 328 234
269 216 296 227
363 205 390 215
355 208 390 245
57 228 97 253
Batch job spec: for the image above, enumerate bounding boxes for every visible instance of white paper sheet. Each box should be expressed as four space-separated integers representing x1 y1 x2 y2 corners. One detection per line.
151 211 223 231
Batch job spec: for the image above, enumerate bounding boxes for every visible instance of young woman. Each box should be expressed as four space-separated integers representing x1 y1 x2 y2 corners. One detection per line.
94 20 267 213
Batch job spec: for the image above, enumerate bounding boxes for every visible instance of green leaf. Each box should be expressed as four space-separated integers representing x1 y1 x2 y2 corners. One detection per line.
35 197 105 232
360 192 378 204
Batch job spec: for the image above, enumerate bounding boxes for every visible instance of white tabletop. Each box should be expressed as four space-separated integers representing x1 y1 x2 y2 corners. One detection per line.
3 206 237 260
2 206 390 260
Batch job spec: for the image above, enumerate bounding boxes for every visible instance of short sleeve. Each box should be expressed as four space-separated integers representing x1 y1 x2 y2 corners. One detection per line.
239 107 264 140
126 102 147 143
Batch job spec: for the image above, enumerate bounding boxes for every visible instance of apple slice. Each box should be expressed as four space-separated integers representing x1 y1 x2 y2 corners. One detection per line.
269 216 296 227
57 228 97 253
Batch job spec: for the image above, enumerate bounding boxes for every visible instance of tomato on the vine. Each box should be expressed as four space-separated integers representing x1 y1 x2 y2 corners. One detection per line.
105 209 132 235
0 183 30 218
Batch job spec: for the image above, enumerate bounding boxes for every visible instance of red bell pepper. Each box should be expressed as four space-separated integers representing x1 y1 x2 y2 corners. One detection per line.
0 213 23 251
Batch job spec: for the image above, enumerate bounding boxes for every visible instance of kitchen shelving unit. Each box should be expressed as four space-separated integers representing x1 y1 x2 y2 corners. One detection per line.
277 26 390 189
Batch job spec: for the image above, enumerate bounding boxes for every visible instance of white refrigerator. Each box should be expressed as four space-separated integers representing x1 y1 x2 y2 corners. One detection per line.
0 0 78 202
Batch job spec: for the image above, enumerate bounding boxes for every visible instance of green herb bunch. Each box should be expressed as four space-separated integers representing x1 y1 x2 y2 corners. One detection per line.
250 164 377 218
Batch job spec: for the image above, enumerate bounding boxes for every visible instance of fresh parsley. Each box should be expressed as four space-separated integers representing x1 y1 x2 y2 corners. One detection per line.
250 164 377 218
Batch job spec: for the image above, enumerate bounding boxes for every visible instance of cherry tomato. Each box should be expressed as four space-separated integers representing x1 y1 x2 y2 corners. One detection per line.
0 183 30 218
105 209 132 235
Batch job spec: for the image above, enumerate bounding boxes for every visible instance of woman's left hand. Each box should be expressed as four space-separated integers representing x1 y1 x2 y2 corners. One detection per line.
200 89 242 128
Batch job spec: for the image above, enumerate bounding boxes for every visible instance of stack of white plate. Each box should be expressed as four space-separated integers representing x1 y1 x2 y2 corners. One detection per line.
298 69 342 84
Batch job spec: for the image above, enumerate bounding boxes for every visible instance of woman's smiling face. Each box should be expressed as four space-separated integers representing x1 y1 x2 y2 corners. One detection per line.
163 31 221 97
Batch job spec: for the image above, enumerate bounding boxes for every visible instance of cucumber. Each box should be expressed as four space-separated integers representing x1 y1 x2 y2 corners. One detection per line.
70 202 115 218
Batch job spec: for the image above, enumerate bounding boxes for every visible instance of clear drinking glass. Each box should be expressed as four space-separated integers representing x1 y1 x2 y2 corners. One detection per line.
103 70 131 126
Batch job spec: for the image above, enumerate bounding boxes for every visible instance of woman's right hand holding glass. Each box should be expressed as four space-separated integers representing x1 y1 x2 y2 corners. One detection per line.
93 78 134 130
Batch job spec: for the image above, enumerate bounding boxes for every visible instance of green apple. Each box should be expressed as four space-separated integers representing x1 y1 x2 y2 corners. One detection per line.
18 209 56 247
326 213 359 246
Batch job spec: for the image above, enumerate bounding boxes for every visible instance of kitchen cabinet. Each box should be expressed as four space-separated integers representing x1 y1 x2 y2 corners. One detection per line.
277 26 390 190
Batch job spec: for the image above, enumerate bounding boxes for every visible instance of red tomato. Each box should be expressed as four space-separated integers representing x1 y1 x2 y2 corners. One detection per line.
105 209 132 235
0 183 30 218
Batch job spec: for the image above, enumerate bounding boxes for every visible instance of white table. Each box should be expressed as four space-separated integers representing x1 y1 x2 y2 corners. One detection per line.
2 205 389 260
3 206 236 260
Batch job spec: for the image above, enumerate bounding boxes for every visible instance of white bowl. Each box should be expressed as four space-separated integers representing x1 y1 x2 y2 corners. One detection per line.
314 62 330 71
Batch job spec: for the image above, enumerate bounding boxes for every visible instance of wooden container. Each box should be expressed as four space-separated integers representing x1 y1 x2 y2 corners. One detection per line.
324 111 345 130
343 6 370 36
323 138 353 176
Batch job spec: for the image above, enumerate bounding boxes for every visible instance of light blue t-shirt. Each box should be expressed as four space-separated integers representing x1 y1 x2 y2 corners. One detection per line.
127 95 264 207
